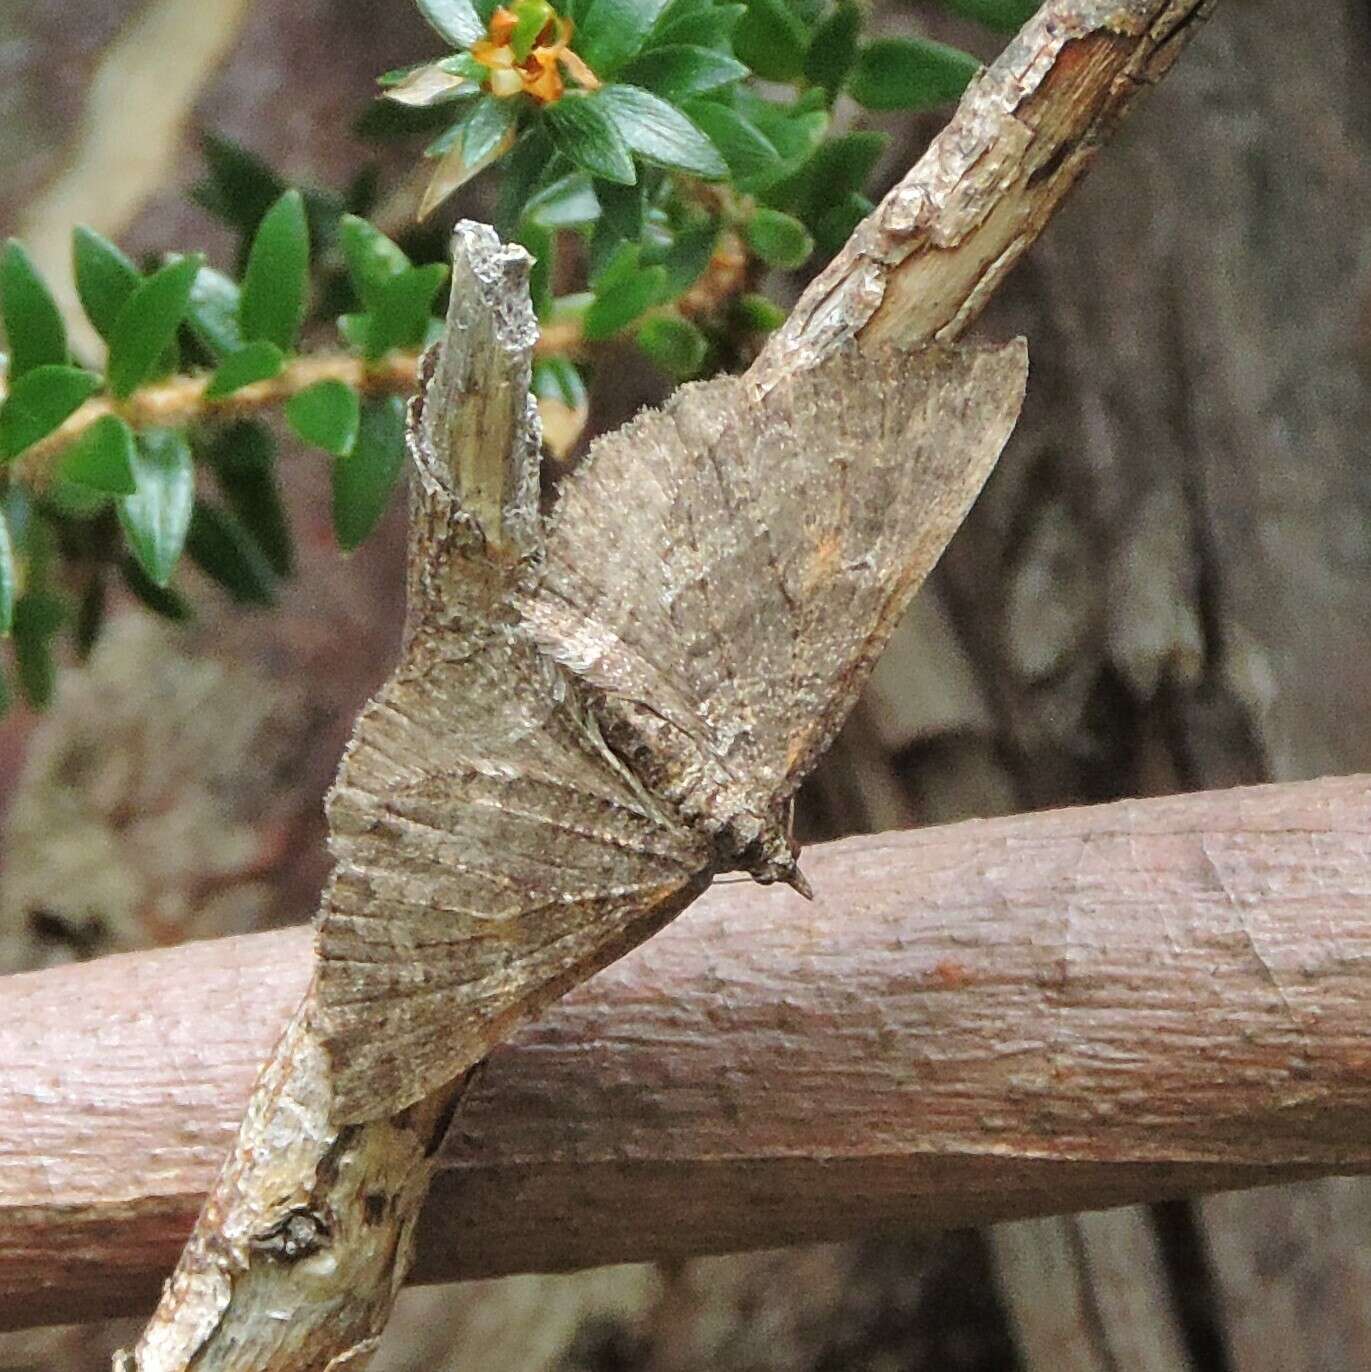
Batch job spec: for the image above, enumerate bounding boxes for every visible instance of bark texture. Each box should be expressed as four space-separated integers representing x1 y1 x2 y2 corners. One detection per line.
4 774 1371 1333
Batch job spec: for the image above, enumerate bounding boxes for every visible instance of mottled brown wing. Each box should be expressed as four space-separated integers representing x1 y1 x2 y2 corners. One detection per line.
317 630 711 1123
526 340 1027 832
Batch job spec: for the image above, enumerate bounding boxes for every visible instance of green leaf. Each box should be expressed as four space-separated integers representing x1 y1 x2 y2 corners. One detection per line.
814 190 873 254
13 592 63 710
936 0 1036 32
285 379 361 456
526 173 601 228
545 93 637 185
620 44 747 101
120 555 194 622
745 207 813 268
463 95 520 168
496 127 557 237
736 291 787 332
590 239 643 292
440 51 490 81
364 263 449 358
594 180 646 256
332 395 406 551
193 134 286 236
598 85 726 178
585 264 668 339
0 511 16 636
239 189 310 350
107 255 202 399
418 0 485 46
0 242 67 379
207 421 293 578
186 502 277 606
72 227 142 342
683 100 780 180
511 0 554 58
75 577 106 661
578 0 672 75
45 479 111 520
734 91 828 172
636 314 707 379
0 366 101 460
337 313 371 350
57 414 137 494
338 214 410 311
186 265 245 360
205 340 285 398
848 37 979 111
804 2 860 96
516 218 555 315
532 355 588 409
766 129 887 220
656 217 718 296
650 0 745 50
118 427 195 586
733 0 810 81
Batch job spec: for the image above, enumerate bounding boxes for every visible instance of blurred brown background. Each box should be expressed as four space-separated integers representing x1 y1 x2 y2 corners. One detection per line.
2 1 1369 1368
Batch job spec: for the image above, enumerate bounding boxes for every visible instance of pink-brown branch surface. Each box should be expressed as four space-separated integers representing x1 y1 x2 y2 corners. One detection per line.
4 774 1368 1333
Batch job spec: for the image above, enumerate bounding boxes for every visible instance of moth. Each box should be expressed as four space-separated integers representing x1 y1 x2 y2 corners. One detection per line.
317 223 1027 1124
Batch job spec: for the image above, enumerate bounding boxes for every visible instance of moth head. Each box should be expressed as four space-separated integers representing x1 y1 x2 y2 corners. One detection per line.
719 809 813 900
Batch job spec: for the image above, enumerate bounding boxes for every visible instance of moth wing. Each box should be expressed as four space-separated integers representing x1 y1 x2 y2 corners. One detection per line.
316 635 711 1123
529 340 1028 813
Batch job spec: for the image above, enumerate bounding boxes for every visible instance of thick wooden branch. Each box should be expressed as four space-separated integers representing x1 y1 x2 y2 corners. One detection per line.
4 774 1369 1334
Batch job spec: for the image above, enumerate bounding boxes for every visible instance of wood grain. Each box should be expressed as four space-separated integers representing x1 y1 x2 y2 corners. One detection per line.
4 773 1369 1333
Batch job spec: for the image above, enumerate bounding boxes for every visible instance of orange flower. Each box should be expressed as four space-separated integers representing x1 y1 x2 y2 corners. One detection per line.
470 7 599 106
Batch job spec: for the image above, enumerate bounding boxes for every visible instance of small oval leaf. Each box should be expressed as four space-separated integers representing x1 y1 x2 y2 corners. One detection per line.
619 44 747 101
186 502 277 607
205 340 286 399
72 227 142 343
418 0 486 47
545 93 638 186
598 85 726 178
58 413 138 494
331 396 406 551
186 265 245 361
0 366 102 460
744 207 814 268
207 420 293 579
848 37 979 111
239 189 310 350
285 379 361 457
118 427 195 586
107 255 202 399
0 241 68 379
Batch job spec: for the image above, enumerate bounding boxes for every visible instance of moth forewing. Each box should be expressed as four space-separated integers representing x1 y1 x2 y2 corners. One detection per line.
317 221 1028 1124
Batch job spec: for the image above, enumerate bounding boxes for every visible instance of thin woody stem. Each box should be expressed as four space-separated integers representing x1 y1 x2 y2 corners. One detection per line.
5 226 754 490
7 316 583 487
